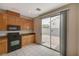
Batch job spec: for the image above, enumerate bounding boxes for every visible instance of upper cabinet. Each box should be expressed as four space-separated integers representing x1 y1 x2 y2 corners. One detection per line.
7 15 21 25
7 10 20 25
26 20 33 30
21 18 33 30
0 13 7 31
0 10 33 31
7 15 17 25
0 10 20 31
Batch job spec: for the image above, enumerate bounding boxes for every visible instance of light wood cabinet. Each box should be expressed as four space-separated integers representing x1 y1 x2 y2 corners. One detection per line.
20 18 26 30
26 20 33 30
6 10 20 25
7 15 17 25
21 18 28 30
20 18 33 30
0 13 7 30
16 18 22 26
7 14 20 26
0 10 33 31
22 34 35 47
0 10 20 30
20 18 24 30
0 38 7 55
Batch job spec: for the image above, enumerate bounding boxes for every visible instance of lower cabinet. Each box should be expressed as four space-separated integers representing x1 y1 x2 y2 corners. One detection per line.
0 38 7 55
0 34 35 55
22 34 35 47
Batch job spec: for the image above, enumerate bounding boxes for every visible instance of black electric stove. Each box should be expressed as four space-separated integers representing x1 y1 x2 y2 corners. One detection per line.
7 25 21 52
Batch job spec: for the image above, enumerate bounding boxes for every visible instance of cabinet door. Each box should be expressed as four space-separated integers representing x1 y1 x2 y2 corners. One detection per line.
27 35 34 44
21 18 33 30
20 19 24 30
16 17 21 26
0 40 3 54
23 20 27 30
0 38 7 55
22 20 33 30
22 35 35 47
0 13 7 30
26 20 33 30
22 36 28 47
1 39 7 54
7 15 16 25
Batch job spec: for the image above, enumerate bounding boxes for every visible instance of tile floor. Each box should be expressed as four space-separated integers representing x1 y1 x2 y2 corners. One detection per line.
2 44 60 56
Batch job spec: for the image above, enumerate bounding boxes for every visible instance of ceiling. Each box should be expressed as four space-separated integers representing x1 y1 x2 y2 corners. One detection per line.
0 3 68 18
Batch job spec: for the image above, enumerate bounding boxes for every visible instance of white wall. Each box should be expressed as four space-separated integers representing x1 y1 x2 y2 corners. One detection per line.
66 4 78 56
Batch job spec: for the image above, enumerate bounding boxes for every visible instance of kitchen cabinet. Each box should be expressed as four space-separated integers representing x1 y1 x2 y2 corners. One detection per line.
20 18 27 30
7 14 20 25
22 19 26 30
0 37 7 55
6 10 20 25
0 10 33 31
26 20 33 30
7 15 21 26
16 18 22 26
21 18 33 30
0 10 20 30
21 18 28 30
22 34 35 47
0 13 7 30
20 18 24 30
7 15 17 25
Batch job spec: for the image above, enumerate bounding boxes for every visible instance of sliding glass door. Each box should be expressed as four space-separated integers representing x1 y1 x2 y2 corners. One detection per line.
41 15 61 52
41 11 67 55
41 17 50 47
50 15 60 51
